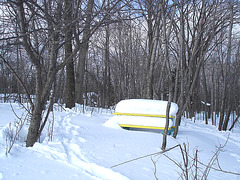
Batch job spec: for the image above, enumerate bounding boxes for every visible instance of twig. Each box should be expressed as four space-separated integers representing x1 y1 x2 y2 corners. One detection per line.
5 134 8 156
111 144 180 168
189 135 240 177
163 138 240 179
194 149 198 180
8 113 27 153
0 54 34 110
151 156 159 180
9 102 22 120
48 111 54 141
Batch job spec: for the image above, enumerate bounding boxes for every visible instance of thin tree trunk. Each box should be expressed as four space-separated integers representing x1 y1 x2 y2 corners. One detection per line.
103 0 111 107
65 0 75 108
161 0 176 150
25 1 61 147
26 68 43 147
75 0 94 104
218 0 233 131
229 113 240 131
222 104 232 130
173 0 185 138
104 22 110 107
16 0 44 147
211 66 215 125
145 1 161 99
201 64 208 124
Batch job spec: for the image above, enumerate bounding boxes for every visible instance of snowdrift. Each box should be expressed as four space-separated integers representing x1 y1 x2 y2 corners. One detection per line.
1 103 240 180
108 99 178 134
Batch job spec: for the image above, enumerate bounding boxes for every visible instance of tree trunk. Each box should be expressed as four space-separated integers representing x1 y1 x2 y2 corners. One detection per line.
64 0 75 109
229 113 240 131
218 0 233 131
26 68 43 147
161 0 176 150
104 22 111 107
201 64 209 124
75 0 94 104
145 2 162 99
222 104 232 131
22 1 61 147
173 0 185 138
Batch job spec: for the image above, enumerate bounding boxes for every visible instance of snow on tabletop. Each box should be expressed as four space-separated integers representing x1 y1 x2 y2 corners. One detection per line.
115 99 178 116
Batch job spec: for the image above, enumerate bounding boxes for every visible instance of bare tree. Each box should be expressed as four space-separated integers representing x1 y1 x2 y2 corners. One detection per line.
75 0 94 104
173 0 231 137
218 0 234 131
145 0 161 99
160 0 176 150
64 0 75 109
2 0 83 146
15 0 64 147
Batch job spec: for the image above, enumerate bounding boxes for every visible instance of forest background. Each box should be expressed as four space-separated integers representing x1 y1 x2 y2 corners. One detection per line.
0 0 240 147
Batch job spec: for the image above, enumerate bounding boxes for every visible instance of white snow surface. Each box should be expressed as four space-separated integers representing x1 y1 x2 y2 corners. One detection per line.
0 103 240 180
114 99 178 116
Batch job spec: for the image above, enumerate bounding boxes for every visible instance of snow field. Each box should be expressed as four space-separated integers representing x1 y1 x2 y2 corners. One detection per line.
0 103 240 180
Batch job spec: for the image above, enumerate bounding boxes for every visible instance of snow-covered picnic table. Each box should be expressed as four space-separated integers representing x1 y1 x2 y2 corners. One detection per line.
110 99 178 134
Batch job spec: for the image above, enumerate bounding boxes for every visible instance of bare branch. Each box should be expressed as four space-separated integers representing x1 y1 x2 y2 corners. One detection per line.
0 54 34 110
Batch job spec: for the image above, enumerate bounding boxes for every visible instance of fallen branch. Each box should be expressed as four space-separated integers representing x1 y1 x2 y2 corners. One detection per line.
112 138 240 179
111 144 180 168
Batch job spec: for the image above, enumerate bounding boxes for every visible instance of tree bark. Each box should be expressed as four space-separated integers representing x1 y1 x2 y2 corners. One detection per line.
16 0 61 147
229 113 240 131
201 63 209 124
64 0 75 109
75 0 94 104
218 0 233 131
222 104 232 131
173 0 185 138
103 21 111 107
160 0 176 150
145 1 161 99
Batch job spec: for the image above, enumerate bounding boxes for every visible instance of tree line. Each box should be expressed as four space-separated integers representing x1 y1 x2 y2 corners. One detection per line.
0 0 240 147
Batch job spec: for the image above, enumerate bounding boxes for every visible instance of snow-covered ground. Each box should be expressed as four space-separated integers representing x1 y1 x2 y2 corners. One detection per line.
0 103 240 180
